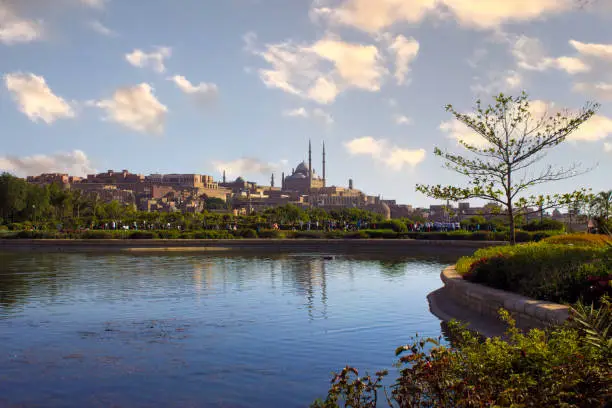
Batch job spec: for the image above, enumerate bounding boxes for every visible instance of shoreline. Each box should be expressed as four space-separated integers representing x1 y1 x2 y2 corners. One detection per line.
0 238 503 254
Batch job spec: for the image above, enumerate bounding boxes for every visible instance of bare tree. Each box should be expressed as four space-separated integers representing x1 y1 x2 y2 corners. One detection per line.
417 92 598 244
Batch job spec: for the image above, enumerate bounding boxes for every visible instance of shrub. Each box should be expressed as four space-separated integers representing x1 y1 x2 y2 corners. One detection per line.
343 230 368 239
128 231 156 239
193 230 234 239
363 229 398 239
293 230 327 239
457 243 609 304
232 228 258 238
542 233 612 248
12 230 60 239
375 220 408 233
156 230 181 239
522 219 565 231
312 310 611 408
81 230 115 239
257 229 284 239
529 229 564 241
7 223 24 231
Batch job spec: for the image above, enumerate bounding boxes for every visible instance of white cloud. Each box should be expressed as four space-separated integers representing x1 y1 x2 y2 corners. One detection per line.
283 107 309 118
312 0 571 32
569 39 612 61
386 34 419 85
573 81 612 101
168 75 218 106
394 114 412 125
439 119 488 147
213 158 281 178
312 108 334 124
441 99 612 145
92 83 167 135
282 107 334 124
568 114 612 142
125 47 172 73
471 70 522 95
344 136 425 170
247 33 387 104
0 4 42 44
4 72 75 124
0 150 95 177
512 36 590 74
78 0 106 8
88 20 116 36
442 0 572 30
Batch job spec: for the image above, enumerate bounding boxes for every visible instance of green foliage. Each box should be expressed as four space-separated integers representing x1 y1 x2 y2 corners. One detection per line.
204 197 227 210
375 220 408 232
543 233 612 248
570 296 612 360
128 231 156 239
80 230 115 239
256 229 285 239
312 310 611 408
457 242 610 304
523 219 565 231
363 229 399 239
232 228 258 238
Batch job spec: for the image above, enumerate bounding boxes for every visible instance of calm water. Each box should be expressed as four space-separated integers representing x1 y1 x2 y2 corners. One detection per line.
0 251 455 407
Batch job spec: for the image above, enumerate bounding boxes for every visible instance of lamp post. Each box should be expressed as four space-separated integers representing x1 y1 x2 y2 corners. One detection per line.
32 205 36 229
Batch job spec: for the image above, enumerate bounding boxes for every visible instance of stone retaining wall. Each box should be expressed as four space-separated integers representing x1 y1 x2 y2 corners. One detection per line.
441 265 570 329
0 239 503 255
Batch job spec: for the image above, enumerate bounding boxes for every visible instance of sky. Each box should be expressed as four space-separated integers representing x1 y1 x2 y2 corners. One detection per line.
0 0 611 207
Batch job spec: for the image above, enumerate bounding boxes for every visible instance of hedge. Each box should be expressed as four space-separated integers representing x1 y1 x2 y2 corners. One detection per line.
0 229 564 242
456 241 611 305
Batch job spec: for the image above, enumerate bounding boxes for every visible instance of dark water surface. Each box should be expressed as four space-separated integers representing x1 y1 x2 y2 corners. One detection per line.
0 251 454 407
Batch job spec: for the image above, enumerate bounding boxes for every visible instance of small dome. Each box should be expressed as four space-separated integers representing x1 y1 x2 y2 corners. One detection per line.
235 176 245 183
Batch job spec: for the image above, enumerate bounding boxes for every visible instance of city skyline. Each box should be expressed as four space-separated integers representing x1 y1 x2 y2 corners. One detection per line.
1 0 612 207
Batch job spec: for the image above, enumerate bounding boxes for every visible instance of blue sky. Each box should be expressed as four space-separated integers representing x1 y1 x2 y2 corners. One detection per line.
1 0 611 206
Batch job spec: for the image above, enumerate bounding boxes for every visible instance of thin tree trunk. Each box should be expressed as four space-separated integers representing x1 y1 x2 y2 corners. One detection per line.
508 203 516 245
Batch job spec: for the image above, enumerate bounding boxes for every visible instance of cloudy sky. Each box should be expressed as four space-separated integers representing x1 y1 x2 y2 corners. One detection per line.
1 0 611 206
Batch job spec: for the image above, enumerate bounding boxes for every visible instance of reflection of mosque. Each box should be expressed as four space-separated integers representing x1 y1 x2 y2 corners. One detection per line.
188 255 329 320
282 257 328 320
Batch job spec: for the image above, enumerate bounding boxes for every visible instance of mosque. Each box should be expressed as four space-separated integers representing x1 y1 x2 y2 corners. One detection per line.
220 140 391 219
281 140 326 194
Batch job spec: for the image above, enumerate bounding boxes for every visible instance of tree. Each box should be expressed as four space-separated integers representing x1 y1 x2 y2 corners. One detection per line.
204 197 227 210
592 190 612 221
0 173 27 223
416 92 598 244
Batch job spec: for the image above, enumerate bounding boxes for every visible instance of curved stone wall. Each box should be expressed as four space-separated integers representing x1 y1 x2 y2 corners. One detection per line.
441 265 569 329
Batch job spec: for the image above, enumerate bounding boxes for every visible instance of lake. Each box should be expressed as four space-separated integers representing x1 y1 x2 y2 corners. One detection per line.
0 251 457 407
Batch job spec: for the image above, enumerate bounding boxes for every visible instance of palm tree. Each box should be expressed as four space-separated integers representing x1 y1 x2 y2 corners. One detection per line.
593 190 612 221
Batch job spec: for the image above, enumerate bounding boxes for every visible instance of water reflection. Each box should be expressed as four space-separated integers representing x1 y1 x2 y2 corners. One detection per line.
0 251 455 407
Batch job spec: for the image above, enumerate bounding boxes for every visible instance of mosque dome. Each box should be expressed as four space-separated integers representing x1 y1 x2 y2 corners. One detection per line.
294 161 310 175
235 176 245 183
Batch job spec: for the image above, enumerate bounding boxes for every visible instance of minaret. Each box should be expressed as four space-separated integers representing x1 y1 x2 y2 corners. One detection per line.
271 173 275 188
222 170 226 184
322 141 326 187
281 172 285 190
308 139 312 195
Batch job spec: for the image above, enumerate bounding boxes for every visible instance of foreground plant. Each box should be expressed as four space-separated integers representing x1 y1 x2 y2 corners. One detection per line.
312 309 611 408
